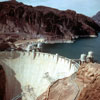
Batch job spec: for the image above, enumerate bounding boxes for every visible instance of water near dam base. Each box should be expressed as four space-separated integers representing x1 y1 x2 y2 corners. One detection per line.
0 51 78 100
42 33 100 63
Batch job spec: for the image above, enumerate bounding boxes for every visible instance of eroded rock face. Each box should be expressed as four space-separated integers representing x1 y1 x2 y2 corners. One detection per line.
0 65 6 100
38 63 100 100
0 1 100 46
78 78 100 100
77 63 100 100
93 11 100 26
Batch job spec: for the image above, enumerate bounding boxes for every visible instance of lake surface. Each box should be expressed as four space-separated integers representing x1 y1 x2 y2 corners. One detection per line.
42 33 100 63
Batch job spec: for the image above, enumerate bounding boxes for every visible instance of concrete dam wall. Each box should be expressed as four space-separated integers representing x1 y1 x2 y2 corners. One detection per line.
0 51 79 100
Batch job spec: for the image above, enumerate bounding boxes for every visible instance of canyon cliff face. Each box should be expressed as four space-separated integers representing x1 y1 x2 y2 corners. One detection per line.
0 1 100 46
0 65 5 100
92 11 100 26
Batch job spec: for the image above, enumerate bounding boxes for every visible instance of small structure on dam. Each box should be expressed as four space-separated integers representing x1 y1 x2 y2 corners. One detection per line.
80 54 87 64
86 51 94 62
80 51 94 64
0 51 79 100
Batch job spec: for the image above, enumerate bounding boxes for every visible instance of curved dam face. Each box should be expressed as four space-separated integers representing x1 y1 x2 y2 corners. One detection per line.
0 51 78 100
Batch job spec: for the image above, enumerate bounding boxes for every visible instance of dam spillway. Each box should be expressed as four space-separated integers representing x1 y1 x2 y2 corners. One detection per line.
0 51 79 100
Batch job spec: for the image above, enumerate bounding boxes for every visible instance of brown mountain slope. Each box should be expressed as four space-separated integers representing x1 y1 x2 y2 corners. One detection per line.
0 1 100 43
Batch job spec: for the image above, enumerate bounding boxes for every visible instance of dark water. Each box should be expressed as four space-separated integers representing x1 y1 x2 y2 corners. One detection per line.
42 33 100 63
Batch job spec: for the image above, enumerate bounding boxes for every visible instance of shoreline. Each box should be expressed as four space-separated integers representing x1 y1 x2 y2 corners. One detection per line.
38 35 97 44
78 35 97 38
0 34 97 51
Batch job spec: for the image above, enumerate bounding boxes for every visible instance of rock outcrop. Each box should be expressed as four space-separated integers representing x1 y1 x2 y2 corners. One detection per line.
0 1 100 49
77 63 100 100
37 63 100 100
92 11 100 26
0 65 6 100
78 79 100 100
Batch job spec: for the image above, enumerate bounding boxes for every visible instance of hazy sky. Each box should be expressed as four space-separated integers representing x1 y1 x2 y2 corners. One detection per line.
0 0 100 16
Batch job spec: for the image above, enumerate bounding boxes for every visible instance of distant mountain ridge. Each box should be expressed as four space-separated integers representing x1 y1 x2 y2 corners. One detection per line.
92 11 100 26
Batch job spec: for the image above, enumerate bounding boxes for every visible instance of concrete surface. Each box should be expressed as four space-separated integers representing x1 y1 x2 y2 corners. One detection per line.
0 51 78 100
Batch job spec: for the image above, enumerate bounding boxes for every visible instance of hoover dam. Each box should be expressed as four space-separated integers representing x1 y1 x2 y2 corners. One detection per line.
0 51 79 100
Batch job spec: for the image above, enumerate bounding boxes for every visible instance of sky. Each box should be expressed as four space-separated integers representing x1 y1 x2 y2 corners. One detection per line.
0 0 100 17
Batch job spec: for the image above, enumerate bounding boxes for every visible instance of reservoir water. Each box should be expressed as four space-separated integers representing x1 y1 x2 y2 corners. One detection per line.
42 33 100 63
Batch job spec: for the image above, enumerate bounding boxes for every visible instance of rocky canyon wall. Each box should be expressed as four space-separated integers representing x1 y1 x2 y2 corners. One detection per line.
0 1 100 44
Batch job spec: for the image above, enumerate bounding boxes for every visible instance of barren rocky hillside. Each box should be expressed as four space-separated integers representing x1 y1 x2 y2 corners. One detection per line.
0 1 100 46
